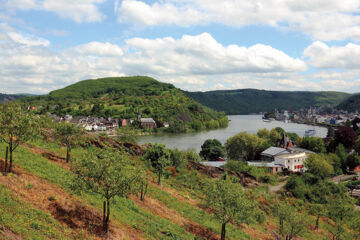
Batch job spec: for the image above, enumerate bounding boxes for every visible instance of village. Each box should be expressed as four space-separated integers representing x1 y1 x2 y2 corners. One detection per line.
264 106 360 126
47 110 168 134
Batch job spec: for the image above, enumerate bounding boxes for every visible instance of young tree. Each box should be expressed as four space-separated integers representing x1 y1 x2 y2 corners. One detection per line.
199 139 225 161
204 177 257 240
225 132 264 161
0 103 38 173
71 148 138 233
273 202 306 240
142 143 171 185
309 203 326 230
326 196 354 240
55 122 84 163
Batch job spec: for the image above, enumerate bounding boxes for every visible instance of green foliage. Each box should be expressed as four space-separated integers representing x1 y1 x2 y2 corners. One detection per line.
335 144 348 173
337 92 360 112
327 153 343 175
269 129 282 144
286 132 300 143
169 148 186 170
21 76 227 133
346 153 360 171
257 128 270 139
204 177 258 239
142 144 171 185
116 126 141 143
199 139 225 161
354 137 360 154
0 102 39 172
225 132 264 161
326 195 355 240
272 202 307 238
300 136 326 153
55 122 84 163
305 154 334 179
71 147 138 232
186 89 350 114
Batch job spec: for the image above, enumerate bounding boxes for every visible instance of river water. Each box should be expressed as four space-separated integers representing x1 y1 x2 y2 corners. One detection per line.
137 115 328 152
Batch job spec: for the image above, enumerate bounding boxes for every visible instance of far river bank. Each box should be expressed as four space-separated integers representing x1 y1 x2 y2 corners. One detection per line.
137 115 328 152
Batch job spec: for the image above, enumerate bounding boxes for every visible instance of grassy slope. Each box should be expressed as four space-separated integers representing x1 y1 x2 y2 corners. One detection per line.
0 138 344 240
186 89 351 114
0 184 76 240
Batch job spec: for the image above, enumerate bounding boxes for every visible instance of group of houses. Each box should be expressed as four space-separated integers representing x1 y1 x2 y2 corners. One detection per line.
272 107 360 126
50 110 169 132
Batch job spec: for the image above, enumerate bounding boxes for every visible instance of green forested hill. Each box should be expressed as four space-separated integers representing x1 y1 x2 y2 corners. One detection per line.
186 89 351 114
21 76 227 131
337 93 360 111
0 93 28 102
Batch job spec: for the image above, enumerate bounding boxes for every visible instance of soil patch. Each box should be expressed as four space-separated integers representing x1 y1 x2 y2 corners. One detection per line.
0 164 142 240
131 195 219 240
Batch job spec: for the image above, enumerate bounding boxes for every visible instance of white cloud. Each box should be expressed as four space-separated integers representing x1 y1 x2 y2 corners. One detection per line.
4 0 105 23
71 42 124 56
115 0 360 41
2 28 360 94
122 32 306 76
8 32 50 46
304 41 360 69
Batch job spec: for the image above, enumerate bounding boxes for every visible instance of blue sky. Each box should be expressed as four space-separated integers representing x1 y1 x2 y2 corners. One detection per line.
1 0 360 94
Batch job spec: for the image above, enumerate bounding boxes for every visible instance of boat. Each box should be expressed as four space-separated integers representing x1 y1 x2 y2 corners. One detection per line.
305 129 316 137
263 119 272 122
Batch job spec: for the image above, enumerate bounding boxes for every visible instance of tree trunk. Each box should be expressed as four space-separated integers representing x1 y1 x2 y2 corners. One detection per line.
140 182 148 201
66 145 71 163
279 219 283 235
106 198 110 233
4 147 8 173
315 215 320 230
102 199 110 233
221 223 226 240
103 201 106 232
9 148 13 173
158 171 161 185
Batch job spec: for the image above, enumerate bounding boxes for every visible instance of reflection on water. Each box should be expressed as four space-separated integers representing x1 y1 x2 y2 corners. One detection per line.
137 115 328 152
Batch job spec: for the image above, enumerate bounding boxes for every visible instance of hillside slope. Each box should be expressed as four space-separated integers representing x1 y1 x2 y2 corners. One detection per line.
0 135 352 240
0 93 28 103
22 76 227 131
337 93 360 112
186 89 351 114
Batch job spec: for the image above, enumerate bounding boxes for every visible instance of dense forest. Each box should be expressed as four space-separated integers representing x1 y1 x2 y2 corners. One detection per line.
337 93 360 112
20 76 228 132
186 89 351 114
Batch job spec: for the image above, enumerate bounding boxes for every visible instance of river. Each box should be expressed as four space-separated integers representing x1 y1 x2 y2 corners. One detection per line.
137 115 328 152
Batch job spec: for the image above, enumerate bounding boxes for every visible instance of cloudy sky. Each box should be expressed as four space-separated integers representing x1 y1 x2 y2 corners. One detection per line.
1 0 360 94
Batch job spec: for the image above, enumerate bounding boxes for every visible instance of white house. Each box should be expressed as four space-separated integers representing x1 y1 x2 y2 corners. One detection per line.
248 146 313 173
